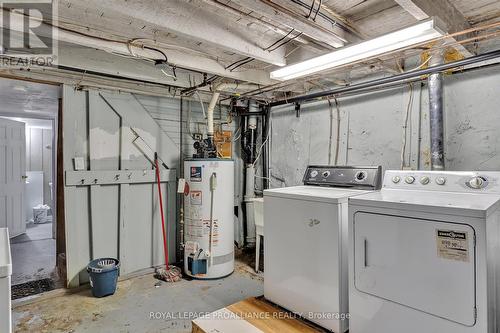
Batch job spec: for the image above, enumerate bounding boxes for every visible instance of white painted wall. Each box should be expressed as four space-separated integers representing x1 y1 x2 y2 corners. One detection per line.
63 87 179 287
270 65 500 186
25 127 53 208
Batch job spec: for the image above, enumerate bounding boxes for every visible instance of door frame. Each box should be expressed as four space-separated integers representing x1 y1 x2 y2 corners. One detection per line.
0 83 65 284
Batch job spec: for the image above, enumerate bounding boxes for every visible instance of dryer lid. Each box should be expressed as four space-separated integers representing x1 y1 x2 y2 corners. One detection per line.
349 189 500 218
264 186 371 204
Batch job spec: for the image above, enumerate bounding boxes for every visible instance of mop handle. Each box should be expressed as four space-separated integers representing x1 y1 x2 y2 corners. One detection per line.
155 153 169 269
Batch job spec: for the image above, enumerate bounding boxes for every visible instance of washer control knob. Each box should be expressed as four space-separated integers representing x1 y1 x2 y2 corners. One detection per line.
322 171 331 178
468 176 487 189
392 176 401 184
355 171 367 181
405 176 415 184
435 177 446 185
420 176 430 185
310 170 318 177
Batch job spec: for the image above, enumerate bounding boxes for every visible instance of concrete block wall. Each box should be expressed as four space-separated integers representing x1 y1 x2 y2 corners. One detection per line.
269 65 500 187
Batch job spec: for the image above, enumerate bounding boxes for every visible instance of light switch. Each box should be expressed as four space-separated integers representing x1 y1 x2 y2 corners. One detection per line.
177 178 186 193
74 157 85 171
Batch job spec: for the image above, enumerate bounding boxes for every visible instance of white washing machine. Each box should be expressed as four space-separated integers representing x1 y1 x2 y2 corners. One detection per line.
348 170 500 333
264 166 382 332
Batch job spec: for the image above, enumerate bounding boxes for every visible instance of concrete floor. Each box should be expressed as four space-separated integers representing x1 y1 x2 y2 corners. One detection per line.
12 261 264 333
10 223 56 285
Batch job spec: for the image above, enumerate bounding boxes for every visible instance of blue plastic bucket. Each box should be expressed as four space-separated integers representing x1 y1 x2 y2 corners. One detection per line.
87 258 120 298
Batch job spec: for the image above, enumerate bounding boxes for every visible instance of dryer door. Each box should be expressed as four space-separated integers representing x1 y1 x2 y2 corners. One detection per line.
353 212 476 326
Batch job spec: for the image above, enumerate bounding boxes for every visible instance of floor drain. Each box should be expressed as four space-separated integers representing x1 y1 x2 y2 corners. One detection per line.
11 278 56 300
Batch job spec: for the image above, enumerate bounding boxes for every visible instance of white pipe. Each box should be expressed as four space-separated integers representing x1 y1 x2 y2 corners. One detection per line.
207 91 220 137
206 82 258 137
4 10 163 59
244 164 256 246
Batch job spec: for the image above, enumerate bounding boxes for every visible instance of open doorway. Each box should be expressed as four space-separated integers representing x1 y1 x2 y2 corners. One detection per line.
0 77 63 298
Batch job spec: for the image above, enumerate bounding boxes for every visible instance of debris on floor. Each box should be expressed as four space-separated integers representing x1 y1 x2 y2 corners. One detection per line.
13 261 263 333
11 279 55 300
154 265 182 283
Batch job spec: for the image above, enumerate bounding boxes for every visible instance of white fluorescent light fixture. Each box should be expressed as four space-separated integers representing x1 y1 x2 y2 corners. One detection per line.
270 18 445 81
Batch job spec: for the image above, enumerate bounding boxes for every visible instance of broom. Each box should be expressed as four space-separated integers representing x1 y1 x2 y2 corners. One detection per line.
154 153 182 282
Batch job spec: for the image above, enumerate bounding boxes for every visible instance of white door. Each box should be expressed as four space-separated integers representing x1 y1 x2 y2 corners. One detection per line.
0 118 26 238
353 212 476 326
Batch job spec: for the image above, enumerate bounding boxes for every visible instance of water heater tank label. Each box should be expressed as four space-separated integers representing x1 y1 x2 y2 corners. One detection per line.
436 229 469 262
190 191 203 205
190 166 202 182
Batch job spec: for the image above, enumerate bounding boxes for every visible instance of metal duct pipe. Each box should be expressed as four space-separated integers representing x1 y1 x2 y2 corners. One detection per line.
269 49 500 107
428 52 445 170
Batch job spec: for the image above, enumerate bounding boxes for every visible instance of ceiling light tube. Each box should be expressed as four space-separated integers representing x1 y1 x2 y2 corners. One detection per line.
270 18 445 81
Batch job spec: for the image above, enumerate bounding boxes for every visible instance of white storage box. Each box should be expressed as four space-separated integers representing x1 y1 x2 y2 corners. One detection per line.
0 228 12 333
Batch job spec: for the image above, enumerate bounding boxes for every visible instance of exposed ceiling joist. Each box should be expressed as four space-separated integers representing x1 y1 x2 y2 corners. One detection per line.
394 0 475 55
230 0 347 48
82 0 287 66
200 0 317 47
3 10 276 86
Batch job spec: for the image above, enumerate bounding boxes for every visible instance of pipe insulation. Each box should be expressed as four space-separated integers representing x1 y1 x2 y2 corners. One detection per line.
428 52 445 170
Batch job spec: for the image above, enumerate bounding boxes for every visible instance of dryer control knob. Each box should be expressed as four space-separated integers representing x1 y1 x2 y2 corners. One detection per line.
322 171 331 178
420 176 430 185
468 176 486 189
435 177 446 185
405 176 415 184
392 176 401 183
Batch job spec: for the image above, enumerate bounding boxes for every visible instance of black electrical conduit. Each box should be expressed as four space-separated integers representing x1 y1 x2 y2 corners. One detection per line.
269 49 500 108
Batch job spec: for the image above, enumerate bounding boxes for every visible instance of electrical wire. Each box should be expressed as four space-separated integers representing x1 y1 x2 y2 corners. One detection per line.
312 0 323 21
225 57 252 70
400 83 414 169
186 100 196 139
397 55 433 73
333 97 341 165
327 98 334 165
306 0 316 18
194 91 207 119
229 58 255 72
253 117 271 167
144 45 168 61
264 29 296 50
267 32 304 52
224 27 303 72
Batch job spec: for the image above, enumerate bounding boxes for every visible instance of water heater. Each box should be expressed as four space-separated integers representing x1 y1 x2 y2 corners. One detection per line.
183 158 234 279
